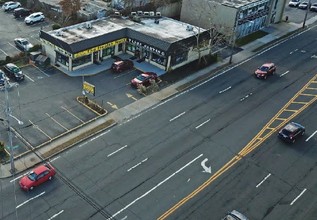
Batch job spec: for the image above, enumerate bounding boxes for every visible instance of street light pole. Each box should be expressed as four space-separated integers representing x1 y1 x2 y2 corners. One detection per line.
229 8 240 64
303 0 311 28
4 79 16 174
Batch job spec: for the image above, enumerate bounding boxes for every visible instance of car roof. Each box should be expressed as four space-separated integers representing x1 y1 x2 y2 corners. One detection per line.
284 122 300 132
262 63 274 67
6 63 18 68
230 210 249 220
30 12 43 16
32 165 49 175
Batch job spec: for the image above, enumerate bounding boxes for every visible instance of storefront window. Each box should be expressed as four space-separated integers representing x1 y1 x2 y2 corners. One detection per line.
72 54 91 68
151 53 166 65
172 51 188 66
118 43 122 52
102 47 114 57
126 43 135 53
56 51 68 66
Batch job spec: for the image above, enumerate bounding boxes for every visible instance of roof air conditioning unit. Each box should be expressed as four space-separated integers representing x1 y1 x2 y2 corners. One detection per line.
137 11 143 16
156 11 161 16
186 25 193 31
56 31 63 36
114 11 120 16
86 22 92 29
131 11 137 16
143 11 149 16
149 11 155 16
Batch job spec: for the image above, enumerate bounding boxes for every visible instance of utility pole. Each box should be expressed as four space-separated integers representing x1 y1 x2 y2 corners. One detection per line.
4 79 16 174
229 8 240 64
303 0 311 28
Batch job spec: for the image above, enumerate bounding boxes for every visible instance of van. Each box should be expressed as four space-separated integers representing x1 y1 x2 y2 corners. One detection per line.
222 210 248 220
13 7 31 18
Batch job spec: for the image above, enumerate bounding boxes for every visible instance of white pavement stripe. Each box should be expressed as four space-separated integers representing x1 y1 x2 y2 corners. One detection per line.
10 173 27 183
48 210 64 220
108 154 204 219
16 191 45 209
0 48 8 56
279 70 289 77
256 173 271 188
24 74 34 82
50 156 60 162
61 106 84 123
195 119 211 129
219 86 232 94
127 158 148 172
107 145 128 157
169 112 186 122
32 64 50 77
306 130 317 142
46 113 68 131
290 188 307 205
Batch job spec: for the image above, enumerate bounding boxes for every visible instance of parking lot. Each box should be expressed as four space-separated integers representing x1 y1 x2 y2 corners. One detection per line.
284 0 317 23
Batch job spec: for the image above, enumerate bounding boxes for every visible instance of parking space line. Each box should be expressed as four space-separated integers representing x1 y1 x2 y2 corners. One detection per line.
29 119 52 140
31 64 50 77
45 113 69 131
24 74 35 82
16 191 45 209
8 42 20 52
0 48 8 56
61 106 84 123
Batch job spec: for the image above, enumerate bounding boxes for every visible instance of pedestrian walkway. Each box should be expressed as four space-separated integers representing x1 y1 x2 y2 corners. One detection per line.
0 19 314 178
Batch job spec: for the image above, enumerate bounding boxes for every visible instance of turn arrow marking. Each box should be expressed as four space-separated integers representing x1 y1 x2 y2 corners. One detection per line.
201 158 211 173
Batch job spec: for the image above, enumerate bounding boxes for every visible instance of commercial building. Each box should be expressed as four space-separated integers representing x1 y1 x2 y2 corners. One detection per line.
181 0 286 39
39 15 210 75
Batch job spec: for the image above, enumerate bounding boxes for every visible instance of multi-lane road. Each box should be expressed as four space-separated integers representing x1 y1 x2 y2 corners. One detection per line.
1 19 317 220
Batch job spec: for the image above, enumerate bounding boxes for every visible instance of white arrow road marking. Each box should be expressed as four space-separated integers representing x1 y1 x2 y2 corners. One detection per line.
16 191 45 209
201 158 211 173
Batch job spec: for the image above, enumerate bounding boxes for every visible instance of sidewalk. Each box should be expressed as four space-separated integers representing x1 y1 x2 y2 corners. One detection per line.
0 20 313 178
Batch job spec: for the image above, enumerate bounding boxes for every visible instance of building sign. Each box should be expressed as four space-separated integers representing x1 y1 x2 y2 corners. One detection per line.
83 81 95 96
41 39 71 56
74 38 127 58
128 38 165 56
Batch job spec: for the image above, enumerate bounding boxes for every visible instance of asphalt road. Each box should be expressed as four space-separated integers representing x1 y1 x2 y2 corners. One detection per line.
1 23 317 220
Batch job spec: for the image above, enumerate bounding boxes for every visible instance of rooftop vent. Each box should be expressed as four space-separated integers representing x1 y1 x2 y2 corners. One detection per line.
114 11 120 16
137 11 143 16
56 31 63 36
131 11 137 16
186 25 193 31
149 11 155 16
156 11 161 16
86 22 92 29
143 11 149 16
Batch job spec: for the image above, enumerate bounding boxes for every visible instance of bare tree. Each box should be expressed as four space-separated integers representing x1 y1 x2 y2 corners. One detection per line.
59 0 81 25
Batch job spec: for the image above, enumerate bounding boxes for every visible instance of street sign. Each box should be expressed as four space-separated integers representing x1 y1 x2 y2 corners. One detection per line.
83 81 95 96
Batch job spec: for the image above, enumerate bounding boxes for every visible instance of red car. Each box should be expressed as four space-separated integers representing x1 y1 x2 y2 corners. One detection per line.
131 72 159 88
254 63 276 79
19 164 56 191
111 59 134 73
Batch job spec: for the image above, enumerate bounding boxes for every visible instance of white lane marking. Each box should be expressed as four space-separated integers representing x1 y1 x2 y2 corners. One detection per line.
78 130 110 148
32 64 50 77
16 191 45 209
10 173 27 183
169 111 186 122
306 130 317 142
127 158 148 172
50 156 60 162
108 154 204 219
107 145 128 157
61 106 84 123
46 113 69 131
290 188 307 205
48 210 64 220
256 173 271 188
0 48 8 56
8 42 20 51
24 74 35 82
279 70 289 77
120 216 128 220
195 119 211 129
240 92 253 102
219 86 232 94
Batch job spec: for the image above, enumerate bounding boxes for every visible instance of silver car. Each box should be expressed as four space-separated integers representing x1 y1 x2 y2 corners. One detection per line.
222 210 249 220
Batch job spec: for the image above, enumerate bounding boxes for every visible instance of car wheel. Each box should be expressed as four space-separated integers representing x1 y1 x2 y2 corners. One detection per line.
49 176 52 180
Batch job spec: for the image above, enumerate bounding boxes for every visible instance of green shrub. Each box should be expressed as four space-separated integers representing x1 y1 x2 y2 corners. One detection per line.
52 23 62 30
29 44 42 52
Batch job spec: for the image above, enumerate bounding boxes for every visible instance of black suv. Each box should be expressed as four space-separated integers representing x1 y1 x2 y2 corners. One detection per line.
278 122 305 143
13 8 31 19
2 63 24 81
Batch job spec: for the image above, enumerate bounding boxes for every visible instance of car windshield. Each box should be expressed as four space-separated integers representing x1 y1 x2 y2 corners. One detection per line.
21 41 28 45
282 129 292 136
27 171 37 181
259 66 269 71
11 67 21 73
136 75 146 81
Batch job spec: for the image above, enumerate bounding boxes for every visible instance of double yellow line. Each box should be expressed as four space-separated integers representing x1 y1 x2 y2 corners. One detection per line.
158 74 317 220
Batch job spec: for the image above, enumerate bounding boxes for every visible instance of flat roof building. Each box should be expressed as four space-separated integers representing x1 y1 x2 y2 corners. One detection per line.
40 15 210 75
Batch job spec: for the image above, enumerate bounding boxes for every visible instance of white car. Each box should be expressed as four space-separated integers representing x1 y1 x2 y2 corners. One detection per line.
24 12 45 25
310 3 317 11
298 1 309 9
14 38 34 51
288 0 300 7
2 1 21 11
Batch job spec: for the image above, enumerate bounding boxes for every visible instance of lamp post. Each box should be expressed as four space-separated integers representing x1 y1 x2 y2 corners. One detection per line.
302 0 311 28
229 8 240 64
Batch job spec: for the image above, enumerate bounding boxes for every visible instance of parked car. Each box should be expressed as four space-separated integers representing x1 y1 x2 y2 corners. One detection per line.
111 59 134 73
310 3 317 11
13 7 31 18
24 12 45 25
0 70 7 86
2 1 21 11
2 63 24 81
288 0 300 7
222 210 249 220
131 72 159 88
278 122 305 143
14 38 33 51
254 63 276 79
19 164 56 191
298 2 309 9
